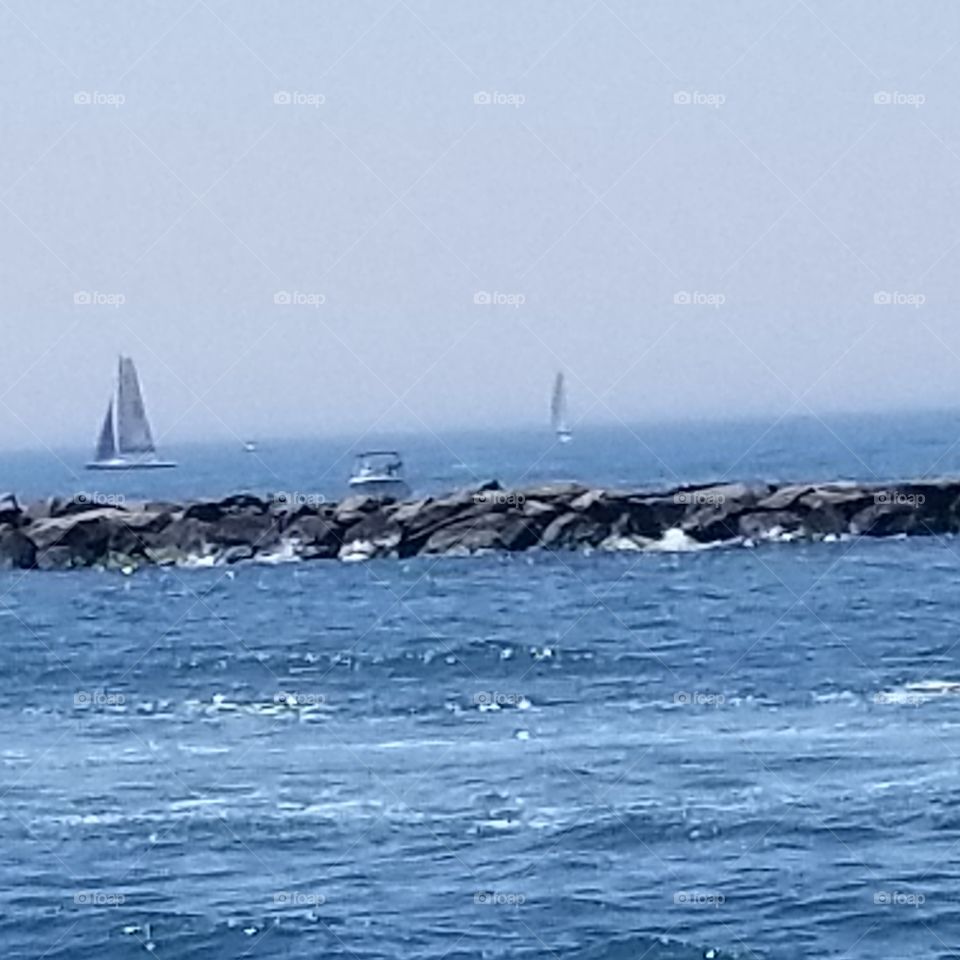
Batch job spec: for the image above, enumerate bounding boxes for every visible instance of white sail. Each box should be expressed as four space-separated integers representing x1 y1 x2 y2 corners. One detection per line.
551 372 572 441
94 399 117 461
116 356 156 455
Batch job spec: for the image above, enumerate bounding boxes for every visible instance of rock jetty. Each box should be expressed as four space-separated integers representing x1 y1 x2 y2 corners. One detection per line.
0 479 952 571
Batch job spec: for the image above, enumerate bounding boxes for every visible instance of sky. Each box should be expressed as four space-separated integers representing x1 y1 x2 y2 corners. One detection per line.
2 0 960 450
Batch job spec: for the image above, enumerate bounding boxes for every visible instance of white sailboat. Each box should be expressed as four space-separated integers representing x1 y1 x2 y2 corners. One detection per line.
86 357 177 470
551 371 573 443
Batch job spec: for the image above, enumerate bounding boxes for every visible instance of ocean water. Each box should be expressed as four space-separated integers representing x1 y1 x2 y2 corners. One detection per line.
3 411 960 959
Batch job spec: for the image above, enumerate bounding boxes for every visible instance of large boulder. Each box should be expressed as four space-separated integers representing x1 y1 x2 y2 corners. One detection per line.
756 485 813 511
218 493 269 514
539 511 608 550
789 486 871 534
181 494 269 524
339 511 403 559
519 482 587 501
142 517 212 565
205 513 282 552
422 512 538 555
28 510 132 559
0 527 36 569
0 493 21 527
334 495 383 526
849 501 922 537
627 494 686 532
737 509 806 541
394 489 496 554
680 485 765 544
283 516 342 559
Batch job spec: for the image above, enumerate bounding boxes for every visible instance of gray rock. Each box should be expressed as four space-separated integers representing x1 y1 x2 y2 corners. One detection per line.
182 501 225 523
28 511 127 566
521 482 588 500
540 512 608 549
340 512 403 558
216 544 256 564
737 510 806 540
422 513 538 555
756 485 813 511
2 475 959 570
334 495 382 526
183 494 270 524
206 513 282 553
143 517 211 564
35 546 77 570
849 502 922 537
0 527 35 569
284 516 342 559
679 486 768 543
393 492 488 552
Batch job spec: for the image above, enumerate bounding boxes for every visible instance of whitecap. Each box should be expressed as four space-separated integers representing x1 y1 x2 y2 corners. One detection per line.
180 554 216 569
477 817 520 831
256 541 301 565
339 540 376 563
646 527 724 553
169 797 226 811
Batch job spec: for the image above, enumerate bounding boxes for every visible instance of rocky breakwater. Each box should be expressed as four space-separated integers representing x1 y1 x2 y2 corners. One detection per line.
0 479 955 571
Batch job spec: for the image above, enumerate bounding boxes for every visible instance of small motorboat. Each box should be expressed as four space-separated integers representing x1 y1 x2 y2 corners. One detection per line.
348 451 410 499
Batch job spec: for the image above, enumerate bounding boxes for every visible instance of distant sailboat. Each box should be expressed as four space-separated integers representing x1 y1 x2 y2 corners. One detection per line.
86 357 177 470
551 371 573 443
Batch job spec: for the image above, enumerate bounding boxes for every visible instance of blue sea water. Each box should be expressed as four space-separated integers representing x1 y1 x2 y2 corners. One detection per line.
3 411 960 959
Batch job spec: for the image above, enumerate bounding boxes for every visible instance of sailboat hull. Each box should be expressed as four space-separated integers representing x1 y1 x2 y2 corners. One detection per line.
85 458 178 471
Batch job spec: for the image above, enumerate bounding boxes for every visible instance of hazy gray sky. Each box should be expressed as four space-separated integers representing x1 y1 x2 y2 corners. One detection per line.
2 0 960 449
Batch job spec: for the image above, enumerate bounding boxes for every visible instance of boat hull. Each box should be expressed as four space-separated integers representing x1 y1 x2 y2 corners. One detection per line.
85 459 178 471
348 478 410 498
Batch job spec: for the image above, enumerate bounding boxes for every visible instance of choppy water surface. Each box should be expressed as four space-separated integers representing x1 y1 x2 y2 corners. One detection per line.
3 414 960 958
